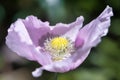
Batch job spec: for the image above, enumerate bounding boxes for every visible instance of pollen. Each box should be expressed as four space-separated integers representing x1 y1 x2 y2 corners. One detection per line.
44 37 74 61
50 37 68 50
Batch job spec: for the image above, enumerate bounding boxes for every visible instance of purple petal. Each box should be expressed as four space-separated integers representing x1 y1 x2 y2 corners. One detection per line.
22 16 84 46
76 5 113 47
62 16 84 42
6 19 52 65
22 16 50 46
75 37 84 48
6 19 36 60
33 47 52 65
73 5 113 68
38 60 73 73
50 16 84 37
37 48 90 73
69 5 112 71
35 6 113 74
31 48 90 75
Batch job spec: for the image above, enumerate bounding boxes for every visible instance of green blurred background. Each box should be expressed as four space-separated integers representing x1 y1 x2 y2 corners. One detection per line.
0 0 120 80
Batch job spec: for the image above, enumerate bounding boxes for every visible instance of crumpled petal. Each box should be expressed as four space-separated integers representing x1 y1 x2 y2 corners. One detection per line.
62 16 84 42
71 5 113 69
76 5 113 47
6 5 113 78
50 16 84 37
71 6 113 68
65 6 113 72
34 5 113 74
34 46 52 65
6 19 36 60
23 16 84 46
23 16 50 46
6 19 52 65
35 48 91 73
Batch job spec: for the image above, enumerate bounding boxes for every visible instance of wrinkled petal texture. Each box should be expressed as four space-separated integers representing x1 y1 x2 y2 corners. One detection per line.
6 18 52 65
62 16 84 42
6 5 113 77
6 19 36 60
76 6 113 47
51 16 84 36
6 15 84 65
38 6 113 73
22 16 50 46
21 15 84 46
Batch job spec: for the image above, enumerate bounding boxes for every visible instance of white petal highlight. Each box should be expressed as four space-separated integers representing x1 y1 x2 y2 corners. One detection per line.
62 16 84 42
6 19 36 60
32 67 43 77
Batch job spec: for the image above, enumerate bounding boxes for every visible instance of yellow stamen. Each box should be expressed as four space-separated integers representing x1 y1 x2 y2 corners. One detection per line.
50 37 68 50
44 37 74 61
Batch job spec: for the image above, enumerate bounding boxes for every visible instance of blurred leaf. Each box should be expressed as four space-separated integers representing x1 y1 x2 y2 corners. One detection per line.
0 54 5 70
91 38 120 80
18 0 37 9
78 0 99 12
38 0 68 25
0 5 5 24
109 0 120 9
59 69 110 80
13 8 43 21
110 19 120 35
0 68 34 80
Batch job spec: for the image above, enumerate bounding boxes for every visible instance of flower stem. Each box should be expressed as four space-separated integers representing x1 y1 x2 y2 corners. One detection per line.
54 73 58 80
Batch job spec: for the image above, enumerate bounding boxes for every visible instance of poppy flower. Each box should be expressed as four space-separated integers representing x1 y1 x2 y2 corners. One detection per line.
6 6 113 77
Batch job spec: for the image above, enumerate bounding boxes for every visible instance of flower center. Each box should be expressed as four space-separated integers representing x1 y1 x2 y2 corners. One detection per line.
50 37 68 50
44 37 74 61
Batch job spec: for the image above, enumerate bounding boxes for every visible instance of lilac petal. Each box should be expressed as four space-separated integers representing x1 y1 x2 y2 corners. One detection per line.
50 16 84 37
40 48 90 72
33 49 89 74
6 19 52 65
34 6 113 74
35 49 89 73
23 15 84 44
73 6 113 68
62 16 84 42
31 48 90 76
23 16 50 46
33 46 52 65
75 37 84 48
76 5 113 47
40 60 73 73
6 19 36 60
